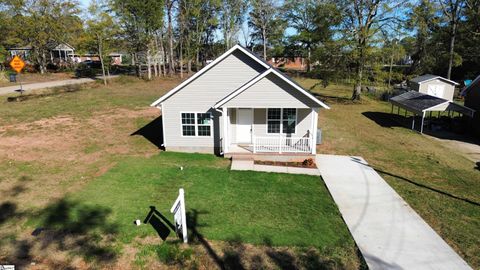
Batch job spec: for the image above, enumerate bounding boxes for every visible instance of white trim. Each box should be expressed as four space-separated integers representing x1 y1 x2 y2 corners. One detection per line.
265 108 298 135
271 69 330 109
180 112 213 137
311 108 319 154
416 76 459 86
422 101 451 112
214 70 272 108
235 108 253 143
213 68 330 109
222 107 229 153
151 45 270 107
161 103 167 147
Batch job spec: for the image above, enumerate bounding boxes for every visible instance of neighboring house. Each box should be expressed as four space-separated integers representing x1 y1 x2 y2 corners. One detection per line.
108 52 124 65
151 45 329 156
461 75 480 138
7 42 75 63
268 57 306 71
409 74 459 101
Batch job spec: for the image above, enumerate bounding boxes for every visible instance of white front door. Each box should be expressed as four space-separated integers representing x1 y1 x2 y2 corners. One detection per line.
236 108 253 144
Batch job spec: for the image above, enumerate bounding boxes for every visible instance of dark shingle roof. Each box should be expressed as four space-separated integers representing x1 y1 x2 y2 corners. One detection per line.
390 91 449 114
410 74 458 85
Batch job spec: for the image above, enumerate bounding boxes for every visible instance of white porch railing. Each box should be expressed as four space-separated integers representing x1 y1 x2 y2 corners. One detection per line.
253 136 312 153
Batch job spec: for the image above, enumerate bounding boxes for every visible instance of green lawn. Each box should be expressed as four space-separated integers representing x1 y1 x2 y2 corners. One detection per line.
26 152 357 266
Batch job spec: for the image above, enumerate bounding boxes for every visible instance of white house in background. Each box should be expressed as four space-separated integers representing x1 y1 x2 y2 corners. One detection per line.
409 74 459 101
151 45 329 156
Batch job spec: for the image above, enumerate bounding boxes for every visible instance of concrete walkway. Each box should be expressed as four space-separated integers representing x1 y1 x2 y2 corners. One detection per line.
0 76 114 96
316 154 472 270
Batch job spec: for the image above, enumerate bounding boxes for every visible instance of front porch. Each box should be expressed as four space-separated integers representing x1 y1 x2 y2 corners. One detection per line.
221 107 319 155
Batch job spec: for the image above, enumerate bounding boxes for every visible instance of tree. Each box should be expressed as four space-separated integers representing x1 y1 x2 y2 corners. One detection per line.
248 0 278 59
283 0 340 72
339 0 405 100
219 0 247 49
85 0 117 85
110 0 164 78
438 0 466 79
406 0 439 75
9 0 81 74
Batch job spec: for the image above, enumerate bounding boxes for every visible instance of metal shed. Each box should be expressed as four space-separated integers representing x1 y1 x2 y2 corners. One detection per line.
389 91 475 133
409 74 459 101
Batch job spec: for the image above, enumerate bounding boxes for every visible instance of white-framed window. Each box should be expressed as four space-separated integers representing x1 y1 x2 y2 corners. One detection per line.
267 108 297 134
181 112 212 137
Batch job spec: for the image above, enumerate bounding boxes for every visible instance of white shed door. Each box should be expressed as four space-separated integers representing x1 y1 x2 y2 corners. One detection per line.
236 109 253 144
427 84 445 98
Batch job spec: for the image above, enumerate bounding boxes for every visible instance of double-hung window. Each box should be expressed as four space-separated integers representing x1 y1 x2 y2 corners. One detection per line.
267 108 296 134
181 112 212 136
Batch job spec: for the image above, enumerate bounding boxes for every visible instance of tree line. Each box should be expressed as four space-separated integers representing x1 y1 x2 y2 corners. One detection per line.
0 0 479 99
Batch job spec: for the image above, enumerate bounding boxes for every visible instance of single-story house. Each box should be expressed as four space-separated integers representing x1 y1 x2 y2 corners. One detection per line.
151 45 329 156
461 75 480 138
409 74 459 101
8 42 75 63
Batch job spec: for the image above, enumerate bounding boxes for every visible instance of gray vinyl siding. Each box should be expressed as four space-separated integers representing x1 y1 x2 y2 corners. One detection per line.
253 108 312 138
161 50 267 151
223 74 318 108
414 79 455 101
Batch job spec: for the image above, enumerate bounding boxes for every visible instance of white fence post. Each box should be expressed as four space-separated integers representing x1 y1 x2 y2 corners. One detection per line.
279 135 282 154
253 136 256 153
170 188 188 243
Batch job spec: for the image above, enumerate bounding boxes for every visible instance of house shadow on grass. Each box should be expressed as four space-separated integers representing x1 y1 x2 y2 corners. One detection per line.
186 209 357 270
8 198 119 268
131 116 165 150
350 158 480 207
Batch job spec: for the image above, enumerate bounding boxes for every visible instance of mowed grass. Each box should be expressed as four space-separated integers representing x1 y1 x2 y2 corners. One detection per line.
296 77 480 268
60 152 353 249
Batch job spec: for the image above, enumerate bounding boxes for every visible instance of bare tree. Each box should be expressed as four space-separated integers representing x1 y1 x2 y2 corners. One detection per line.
249 0 277 59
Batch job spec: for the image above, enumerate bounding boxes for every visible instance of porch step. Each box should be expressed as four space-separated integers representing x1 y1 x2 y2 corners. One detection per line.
231 155 254 171
231 154 254 161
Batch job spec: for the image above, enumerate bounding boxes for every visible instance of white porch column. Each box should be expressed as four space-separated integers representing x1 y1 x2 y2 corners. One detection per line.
222 107 229 154
311 108 319 155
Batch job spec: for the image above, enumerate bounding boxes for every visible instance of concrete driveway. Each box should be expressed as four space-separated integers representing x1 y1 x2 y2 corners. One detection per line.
316 154 472 270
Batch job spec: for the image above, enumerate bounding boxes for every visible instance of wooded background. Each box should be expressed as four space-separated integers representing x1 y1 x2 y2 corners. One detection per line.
0 0 479 99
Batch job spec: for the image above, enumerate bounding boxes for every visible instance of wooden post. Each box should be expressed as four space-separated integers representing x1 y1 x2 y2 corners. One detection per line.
391 104 394 114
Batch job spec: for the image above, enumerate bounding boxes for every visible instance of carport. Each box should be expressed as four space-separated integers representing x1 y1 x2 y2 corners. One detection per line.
389 91 475 133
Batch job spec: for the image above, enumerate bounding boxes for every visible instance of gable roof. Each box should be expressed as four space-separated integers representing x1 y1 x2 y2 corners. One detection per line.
150 45 270 107
410 74 459 85
150 45 328 109
460 75 480 96
213 68 329 109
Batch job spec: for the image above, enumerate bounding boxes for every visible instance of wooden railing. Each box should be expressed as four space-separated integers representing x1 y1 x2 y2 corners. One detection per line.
253 136 312 153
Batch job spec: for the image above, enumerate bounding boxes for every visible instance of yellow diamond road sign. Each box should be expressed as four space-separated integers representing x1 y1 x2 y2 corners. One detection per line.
9 55 25 73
